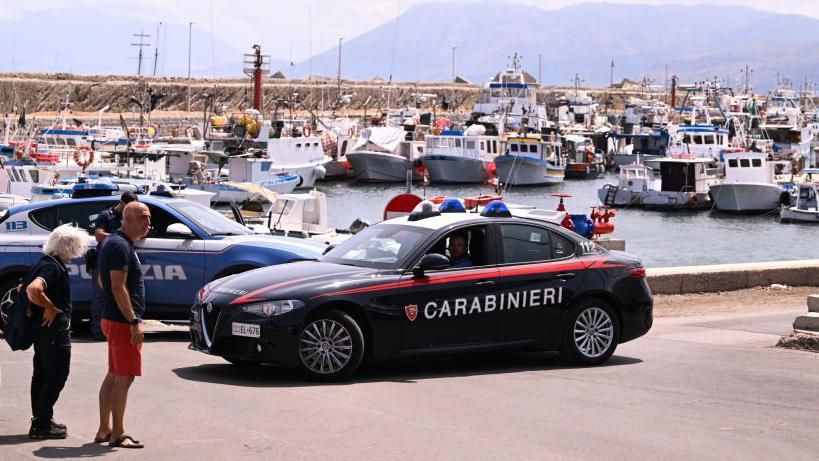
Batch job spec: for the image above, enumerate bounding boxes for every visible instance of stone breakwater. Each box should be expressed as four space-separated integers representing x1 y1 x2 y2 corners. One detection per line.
0 72 657 116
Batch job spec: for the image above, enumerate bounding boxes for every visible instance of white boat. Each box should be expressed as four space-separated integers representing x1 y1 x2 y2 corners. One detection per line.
346 127 421 182
640 157 721 210
608 130 669 167
709 151 790 213
780 179 819 223
261 190 357 245
494 135 564 186
0 193 28 210
598 163 659 207
666 124 731 161
422 126 501 184
472 54 551 132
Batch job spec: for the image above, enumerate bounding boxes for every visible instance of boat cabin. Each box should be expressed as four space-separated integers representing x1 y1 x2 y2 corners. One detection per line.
722 151 789 184
505 138 562 164
424 131 501 161
654 158 719 193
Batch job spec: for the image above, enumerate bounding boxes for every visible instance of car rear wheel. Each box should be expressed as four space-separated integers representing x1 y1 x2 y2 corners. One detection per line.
560 299 619 365
297 309 364 381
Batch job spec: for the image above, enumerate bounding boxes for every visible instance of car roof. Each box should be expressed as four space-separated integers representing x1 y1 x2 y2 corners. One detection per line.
384 212 558 230
7 195 180 215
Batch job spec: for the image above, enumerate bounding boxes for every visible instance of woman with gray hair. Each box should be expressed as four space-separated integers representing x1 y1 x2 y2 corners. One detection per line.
23 223 87 439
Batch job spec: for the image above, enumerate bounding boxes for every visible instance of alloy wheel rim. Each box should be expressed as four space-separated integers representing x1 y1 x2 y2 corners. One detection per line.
298 319 353 374
573 307 614 358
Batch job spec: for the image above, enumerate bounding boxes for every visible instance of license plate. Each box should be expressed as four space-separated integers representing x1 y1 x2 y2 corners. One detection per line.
232 322 260 338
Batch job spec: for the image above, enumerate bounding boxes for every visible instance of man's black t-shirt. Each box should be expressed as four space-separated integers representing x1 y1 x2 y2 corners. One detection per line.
97 230 145 323
94 207 122 246
29 255 71 315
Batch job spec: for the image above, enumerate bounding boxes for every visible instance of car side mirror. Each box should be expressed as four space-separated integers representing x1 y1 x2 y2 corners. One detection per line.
413 253 451 278
322 244 336 256
166 223 194 238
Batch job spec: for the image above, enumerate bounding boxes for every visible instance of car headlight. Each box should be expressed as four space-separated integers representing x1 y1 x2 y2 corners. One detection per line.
239 300 305 317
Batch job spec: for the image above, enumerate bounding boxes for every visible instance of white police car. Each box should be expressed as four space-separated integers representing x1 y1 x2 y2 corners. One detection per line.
0 195 324 320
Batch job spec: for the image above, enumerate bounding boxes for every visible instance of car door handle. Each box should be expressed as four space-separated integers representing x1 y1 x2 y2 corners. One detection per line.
474 281 495 287
554 273 576 281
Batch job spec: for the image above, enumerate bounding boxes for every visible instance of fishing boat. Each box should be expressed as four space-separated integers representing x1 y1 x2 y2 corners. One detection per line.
598 163 658 207
562 135 604 179
472 54 551 132
666 124 731 161
640 157 720 210
494 135 564 186
709 151 790 213
421 127 501 184
345 126 421 182
607 130 669 167
780 169 819 223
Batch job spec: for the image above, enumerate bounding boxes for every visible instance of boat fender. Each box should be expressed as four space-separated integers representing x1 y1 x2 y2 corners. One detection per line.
314 164 326 180
347 127 355 137
687 194 698 209
303 126 312 137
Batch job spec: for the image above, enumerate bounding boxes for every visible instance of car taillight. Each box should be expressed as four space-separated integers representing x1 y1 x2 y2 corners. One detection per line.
629 267 646 279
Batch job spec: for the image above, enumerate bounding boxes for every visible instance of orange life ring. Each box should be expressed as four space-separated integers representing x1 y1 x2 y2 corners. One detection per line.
428 196 447 204
73 146 94 168
14 144 26 160
302 126 312 137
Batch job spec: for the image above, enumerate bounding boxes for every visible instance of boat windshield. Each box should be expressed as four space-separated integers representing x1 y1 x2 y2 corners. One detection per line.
167 200 253 236
321 224 432 269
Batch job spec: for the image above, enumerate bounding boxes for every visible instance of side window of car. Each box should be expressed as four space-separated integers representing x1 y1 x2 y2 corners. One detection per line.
549 230 576 259
146 205 195 239
425 225 487 269
500 224 552 264
30 202 112 234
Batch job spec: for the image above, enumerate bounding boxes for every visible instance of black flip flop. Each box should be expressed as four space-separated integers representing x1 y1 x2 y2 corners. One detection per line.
109 434 144 449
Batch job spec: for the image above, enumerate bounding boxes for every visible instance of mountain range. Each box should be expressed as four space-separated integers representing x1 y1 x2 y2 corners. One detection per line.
3 2 819 91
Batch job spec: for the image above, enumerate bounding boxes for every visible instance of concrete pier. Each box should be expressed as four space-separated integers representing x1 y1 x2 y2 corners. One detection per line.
646 259 819 295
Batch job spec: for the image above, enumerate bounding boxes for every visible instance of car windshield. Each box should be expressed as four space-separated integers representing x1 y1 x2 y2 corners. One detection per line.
167 200 253 236
321 224 432 269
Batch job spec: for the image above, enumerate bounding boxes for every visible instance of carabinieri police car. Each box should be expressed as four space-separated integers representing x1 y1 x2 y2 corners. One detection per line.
0 195 323 320
189 199 653 380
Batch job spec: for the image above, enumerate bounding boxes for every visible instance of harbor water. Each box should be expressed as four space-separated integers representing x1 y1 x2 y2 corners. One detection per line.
314 173 819 268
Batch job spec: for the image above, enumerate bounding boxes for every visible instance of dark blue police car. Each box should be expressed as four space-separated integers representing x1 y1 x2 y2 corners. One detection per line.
0 195 324 320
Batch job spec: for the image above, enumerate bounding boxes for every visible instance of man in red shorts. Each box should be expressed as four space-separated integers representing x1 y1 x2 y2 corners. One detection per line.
94 202 150 449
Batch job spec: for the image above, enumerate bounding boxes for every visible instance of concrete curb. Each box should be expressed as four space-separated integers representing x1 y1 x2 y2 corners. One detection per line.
646 260 819 295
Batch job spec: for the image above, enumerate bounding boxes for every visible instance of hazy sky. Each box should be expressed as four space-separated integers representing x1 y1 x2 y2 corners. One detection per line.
3 0 819 60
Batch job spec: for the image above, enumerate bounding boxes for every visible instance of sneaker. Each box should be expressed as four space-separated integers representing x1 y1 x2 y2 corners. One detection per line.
29 418 68 439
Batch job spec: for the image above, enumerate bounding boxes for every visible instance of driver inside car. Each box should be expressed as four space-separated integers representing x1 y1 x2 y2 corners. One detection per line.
447 232 473 268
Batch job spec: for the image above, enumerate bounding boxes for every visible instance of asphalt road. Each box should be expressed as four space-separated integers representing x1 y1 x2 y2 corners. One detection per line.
1 309 817 461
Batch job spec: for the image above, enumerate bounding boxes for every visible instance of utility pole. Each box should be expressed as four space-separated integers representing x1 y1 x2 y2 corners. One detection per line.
740 64 753 95
451 46 458 82
538 53 542 84
187 22 193 112
131 32 150 76
153 22 162 77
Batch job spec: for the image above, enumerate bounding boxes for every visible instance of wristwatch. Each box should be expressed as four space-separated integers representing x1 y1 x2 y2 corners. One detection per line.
129 318 142 325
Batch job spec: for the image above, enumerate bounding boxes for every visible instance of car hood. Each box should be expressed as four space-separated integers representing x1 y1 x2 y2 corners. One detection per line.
219 234 325 257
202 260 382 306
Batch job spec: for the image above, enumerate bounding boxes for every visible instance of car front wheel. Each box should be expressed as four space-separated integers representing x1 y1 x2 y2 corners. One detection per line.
561 299 620 365
297 309 364 381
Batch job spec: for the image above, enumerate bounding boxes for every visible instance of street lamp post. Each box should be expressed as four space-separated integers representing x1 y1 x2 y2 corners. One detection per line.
187 21 193 112
452 46 458 82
